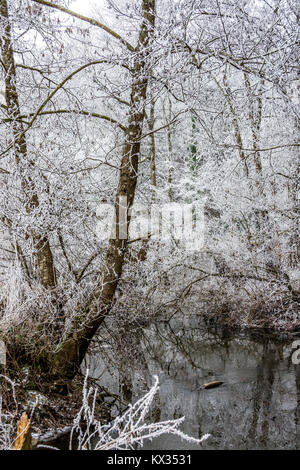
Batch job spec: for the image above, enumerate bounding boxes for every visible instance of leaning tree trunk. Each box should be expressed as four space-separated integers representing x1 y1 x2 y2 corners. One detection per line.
0 0 56 288
51 0 156 380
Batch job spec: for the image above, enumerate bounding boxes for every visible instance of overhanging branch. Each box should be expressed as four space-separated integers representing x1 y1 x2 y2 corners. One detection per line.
30 0 135 52
0 60 126 159
2 109 127 132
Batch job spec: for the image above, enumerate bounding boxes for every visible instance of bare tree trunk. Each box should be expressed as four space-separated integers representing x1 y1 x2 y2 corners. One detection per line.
222 72 249 177
167 97 173 201
0 0 56 289
148 98 157 189
135 97 157 262
244 74 263 175
190 110 198 174
51 0 156 380
212 70 249 177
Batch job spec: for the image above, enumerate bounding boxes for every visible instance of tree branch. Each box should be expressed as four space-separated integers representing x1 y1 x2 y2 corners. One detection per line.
2 109 127 131
0 60 124 159
29 0 135 52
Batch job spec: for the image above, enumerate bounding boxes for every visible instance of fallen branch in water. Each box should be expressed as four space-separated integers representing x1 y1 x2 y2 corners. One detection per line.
197 381 224 391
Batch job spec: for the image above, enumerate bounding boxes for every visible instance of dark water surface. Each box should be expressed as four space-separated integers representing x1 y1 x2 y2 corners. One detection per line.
86 316 300 450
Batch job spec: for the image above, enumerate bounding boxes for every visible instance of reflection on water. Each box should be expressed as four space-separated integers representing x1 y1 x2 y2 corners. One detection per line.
85 316 300 450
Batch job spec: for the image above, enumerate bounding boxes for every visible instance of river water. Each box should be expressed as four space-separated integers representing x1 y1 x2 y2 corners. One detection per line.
85 316 300 450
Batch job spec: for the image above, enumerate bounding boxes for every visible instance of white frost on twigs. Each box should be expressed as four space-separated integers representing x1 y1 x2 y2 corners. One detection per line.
71 373 210 450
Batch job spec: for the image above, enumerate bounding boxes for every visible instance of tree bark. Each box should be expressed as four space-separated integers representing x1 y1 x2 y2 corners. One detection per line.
244 74 263 175
149 98 157 189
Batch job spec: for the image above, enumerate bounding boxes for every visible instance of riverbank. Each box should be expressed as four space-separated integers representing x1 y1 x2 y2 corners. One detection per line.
202 293 300 338
168 285 300 339
0 372 112 449
1 295 299 450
